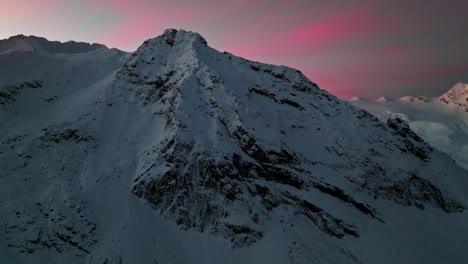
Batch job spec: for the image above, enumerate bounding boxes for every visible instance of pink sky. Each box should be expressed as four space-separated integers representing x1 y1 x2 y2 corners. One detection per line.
1 0 467 98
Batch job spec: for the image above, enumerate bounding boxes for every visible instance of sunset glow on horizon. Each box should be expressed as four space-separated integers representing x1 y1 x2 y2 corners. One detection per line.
1 0 467 98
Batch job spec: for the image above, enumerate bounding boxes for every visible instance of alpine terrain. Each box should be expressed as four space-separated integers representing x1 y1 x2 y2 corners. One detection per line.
349 83 468 170
1 29 467 264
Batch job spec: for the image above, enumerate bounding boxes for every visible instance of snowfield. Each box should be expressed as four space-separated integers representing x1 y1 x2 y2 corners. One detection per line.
1 29 468 264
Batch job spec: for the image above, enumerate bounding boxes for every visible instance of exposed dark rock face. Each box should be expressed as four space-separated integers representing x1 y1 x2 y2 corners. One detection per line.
163 29 178 46
5 200 98 257
0 80 43 105
39 128 95 143
387 117 432 161
415 96 429 102
301 200 359 238
248 87 304 110
311 182 381 221
212 223 264 248
376 175 464 212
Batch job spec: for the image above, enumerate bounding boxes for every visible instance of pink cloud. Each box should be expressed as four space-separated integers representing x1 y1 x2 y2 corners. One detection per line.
307 59 468 97
291 9 383 46
220 8 389 62
377 46 416 56
90 0 149 12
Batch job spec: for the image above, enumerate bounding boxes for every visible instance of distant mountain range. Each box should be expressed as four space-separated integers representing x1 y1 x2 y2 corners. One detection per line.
350 82 468 110
349 83 468 169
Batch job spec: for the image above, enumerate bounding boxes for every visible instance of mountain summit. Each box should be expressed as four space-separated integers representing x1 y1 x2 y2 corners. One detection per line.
1 29 467 263
439 83 468 111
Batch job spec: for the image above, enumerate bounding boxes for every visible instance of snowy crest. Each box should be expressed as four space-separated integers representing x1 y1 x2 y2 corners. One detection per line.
439 83 468 111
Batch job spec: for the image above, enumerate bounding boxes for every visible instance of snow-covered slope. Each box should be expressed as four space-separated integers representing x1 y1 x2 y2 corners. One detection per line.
350 89 468 170
1 29 468 264
0 34 127 108
439 83 468 112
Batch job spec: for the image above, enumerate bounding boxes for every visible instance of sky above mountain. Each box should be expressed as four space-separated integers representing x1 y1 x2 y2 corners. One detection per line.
1 0 467 98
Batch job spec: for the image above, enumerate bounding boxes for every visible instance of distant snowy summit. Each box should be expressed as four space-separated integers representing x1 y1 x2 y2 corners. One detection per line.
398 95 429 103
397 83 468 111
347 95 430 103
349 96 369 102
346 94 431 104
439 83 468 111
0 34 109 54
351 96 396 102
376 96 394 102
398 96 413 102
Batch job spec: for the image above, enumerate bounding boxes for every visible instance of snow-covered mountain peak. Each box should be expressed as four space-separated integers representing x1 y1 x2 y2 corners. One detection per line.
161 28 208 47
399 96 413 102
117 29 318 102
2 30 468 263
415 95 430 102
399 95 429 103
108 29 467 253
349 96 369 102
377 96 393 102
137 29 208 53
439 83 468 111
0 34 108 54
